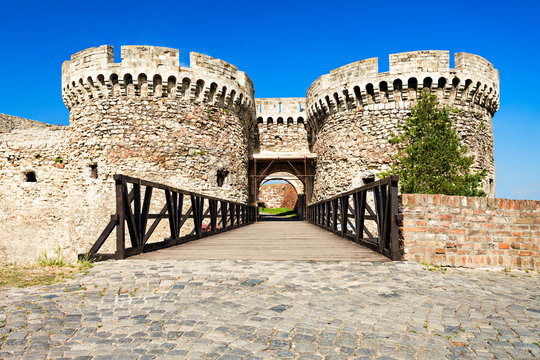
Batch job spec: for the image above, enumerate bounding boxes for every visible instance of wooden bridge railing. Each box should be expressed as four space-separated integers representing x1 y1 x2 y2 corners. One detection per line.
80 174 256 260
307 175 401 260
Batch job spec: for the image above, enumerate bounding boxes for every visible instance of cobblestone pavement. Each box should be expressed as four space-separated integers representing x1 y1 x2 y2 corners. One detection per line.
1 260 539 359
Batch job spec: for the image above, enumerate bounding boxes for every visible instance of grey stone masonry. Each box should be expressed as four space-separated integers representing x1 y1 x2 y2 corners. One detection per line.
1 260 538 359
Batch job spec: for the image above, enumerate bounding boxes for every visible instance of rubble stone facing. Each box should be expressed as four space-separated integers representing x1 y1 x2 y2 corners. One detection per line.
0 45 255 262
306 51 499 201
401 194 540 270
62 45 255 202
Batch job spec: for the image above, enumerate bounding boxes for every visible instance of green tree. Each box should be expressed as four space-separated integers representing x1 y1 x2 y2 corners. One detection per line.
381 90 486 196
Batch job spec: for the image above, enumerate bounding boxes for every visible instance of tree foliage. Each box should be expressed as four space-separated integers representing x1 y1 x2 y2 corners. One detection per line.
381 90 486 196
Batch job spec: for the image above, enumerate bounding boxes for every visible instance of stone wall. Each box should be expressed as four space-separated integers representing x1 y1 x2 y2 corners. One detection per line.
259 183 297 209
0 113 53 133
0 123 115 263
400 194 539 270
307 51 499 202
252 98 310 154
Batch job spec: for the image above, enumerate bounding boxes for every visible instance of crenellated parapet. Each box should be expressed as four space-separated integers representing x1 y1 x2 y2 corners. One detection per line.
252 98 311 155
306 51 499 129
61 45 255 123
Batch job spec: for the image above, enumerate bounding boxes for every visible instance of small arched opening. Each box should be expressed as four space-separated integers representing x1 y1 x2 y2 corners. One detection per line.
393 79 403 100
408 77 418 99
138 73 148 96
379 81 388 102
24 171 37 183
167 76 177 97
258 171 304 221
366 83 375 104
153 75 163 97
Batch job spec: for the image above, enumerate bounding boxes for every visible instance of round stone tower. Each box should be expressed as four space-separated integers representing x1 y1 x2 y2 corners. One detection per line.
306 51 499 201
62 45 255 201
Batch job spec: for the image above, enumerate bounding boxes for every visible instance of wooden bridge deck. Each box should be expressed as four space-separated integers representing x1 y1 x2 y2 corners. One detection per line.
133 222 389 261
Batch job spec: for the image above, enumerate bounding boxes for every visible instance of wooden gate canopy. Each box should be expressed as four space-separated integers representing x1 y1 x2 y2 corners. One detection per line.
80 174 256 261
249 154 317 185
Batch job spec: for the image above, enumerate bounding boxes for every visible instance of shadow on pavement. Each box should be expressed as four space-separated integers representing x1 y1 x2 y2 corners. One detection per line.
258 212 303 221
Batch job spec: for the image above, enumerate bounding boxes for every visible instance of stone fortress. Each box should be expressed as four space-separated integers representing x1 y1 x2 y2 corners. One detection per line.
0 45 500 263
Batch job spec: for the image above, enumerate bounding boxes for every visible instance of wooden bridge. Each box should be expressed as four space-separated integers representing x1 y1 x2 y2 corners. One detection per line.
133 221 388 261
81 175 400 262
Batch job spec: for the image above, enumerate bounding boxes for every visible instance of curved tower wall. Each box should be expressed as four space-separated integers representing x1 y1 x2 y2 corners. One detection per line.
306 51 499 201
62 45 255 202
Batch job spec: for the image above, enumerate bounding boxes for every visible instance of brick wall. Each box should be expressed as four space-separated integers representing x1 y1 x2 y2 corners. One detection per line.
259 183 297 209
401 194 540 270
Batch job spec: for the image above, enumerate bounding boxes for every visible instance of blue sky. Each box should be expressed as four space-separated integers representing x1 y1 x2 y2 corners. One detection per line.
1 0 538 199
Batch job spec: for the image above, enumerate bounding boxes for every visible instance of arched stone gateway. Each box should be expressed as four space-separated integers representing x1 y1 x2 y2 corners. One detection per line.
258 171 304 217
249 155 316 220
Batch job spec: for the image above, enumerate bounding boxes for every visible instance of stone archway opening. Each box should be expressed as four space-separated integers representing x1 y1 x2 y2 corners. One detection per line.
257 171 304 221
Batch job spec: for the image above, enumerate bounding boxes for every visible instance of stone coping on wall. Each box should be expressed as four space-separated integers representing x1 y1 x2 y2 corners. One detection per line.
400 193 539 270
0 113 58 133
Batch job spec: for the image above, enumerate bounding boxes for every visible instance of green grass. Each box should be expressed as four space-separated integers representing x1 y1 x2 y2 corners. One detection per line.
0 255 95 288
37 246 65 267
258 207 297 217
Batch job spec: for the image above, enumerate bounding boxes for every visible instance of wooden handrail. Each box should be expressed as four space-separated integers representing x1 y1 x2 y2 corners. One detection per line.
79 174 257 261
307 176 400 260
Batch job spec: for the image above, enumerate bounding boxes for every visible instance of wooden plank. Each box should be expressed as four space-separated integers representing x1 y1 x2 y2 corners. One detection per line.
115 177 125 259
143 205 167 244
88 217 117 255
133 222 388 262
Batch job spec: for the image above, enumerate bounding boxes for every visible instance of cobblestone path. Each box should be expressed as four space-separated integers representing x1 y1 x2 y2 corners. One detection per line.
1 260 539 359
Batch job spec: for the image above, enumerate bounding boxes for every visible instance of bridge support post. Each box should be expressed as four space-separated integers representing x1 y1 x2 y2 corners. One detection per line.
115 176 126 259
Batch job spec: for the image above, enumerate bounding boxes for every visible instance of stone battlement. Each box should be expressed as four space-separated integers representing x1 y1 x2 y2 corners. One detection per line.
306 51 499 128
62 45 255 121
255 98 306 125
253 98 310 154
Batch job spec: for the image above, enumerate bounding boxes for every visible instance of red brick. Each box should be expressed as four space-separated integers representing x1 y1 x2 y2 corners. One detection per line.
403 227 426 233
519 251 533 256
507 200 513 210
450 228 466 235
436 248 446 254
416 220 427 226
429 227 446 235
499 243 510 249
